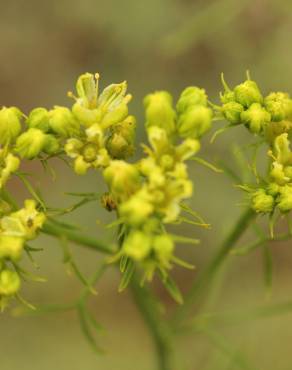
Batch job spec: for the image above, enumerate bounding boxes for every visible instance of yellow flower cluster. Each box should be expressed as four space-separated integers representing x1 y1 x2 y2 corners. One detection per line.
104 86 212 280
0 199 46 308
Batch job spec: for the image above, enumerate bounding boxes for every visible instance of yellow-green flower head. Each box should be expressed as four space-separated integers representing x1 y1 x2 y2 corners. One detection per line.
176 87 208 114
106 116 136 159
240 103 271 134
144 91 176 136
273 133 292 166
277 185 292 213
0 270 20 296
251 188 274 213
221 101 244 125
26 107 50 132
0 151 20 188
176 138 201 161
0 107 22 145
153 234 174 268
49 106 80 138
119 189 154 226
234 79 263 108
65 125 109 175
177 105 212 139
264 92 292 122
11 199 46 240
123 230 152 261
15 128 47 159
71 74 131 128
103 160 141 201
65 138 109 175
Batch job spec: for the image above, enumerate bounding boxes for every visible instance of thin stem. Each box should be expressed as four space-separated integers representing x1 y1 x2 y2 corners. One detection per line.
42 221 115 255
130 275 174 370
173 208 255 326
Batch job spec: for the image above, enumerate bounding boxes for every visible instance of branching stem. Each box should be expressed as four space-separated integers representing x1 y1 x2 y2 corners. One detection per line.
173 208 255 326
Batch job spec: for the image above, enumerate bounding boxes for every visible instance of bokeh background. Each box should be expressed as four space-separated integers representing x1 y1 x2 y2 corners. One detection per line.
1 1 292 369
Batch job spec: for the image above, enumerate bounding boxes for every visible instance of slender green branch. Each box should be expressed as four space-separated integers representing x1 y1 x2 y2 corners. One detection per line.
130 275 174 370
188 300 292 332
42 222 115 255
173 208 255 326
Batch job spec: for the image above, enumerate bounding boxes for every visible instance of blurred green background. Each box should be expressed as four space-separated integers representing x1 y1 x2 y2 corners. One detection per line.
1 0 292 369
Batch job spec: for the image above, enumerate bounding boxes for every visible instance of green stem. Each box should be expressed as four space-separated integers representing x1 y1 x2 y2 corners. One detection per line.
42 222 115 255
173 208 255 326
130 275 174 370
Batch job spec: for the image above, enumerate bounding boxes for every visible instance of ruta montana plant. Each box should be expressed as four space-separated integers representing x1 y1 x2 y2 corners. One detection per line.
1 71 291 370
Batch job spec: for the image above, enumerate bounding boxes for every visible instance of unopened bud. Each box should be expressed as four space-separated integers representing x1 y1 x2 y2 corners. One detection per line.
0 107 22 145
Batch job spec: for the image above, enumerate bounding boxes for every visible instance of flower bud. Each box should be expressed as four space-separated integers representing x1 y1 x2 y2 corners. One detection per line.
43 135 60 155
103 160 141 201
220 90 235 104
106 116 136 159
159 154 174 171
123 230 152 261
0 270 20 296
176 138 201 161
144 91 176 136
266 182 280 196
273 133 292 166
0 107 22 145
0 152 20 188
277 185 292 212
251 189 274 213
221 101 244 125
219 73 235 103
176 87 207 114
234 80 263 108
240 103 271 134
73 156 91 175
177 105 212 138
49 106 80 137
26 108 50 132
119 191 154 226
270 162 289 185
15 128 47 159
264 92 292 122
147 126 170 155
153 234 174 267
0 235 24 260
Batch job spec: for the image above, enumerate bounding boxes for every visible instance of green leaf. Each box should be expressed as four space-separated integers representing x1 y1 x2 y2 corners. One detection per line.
78 306 104 354
118 259 135 292
190 156 223 173
160 274 184 305
119 255 129 273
